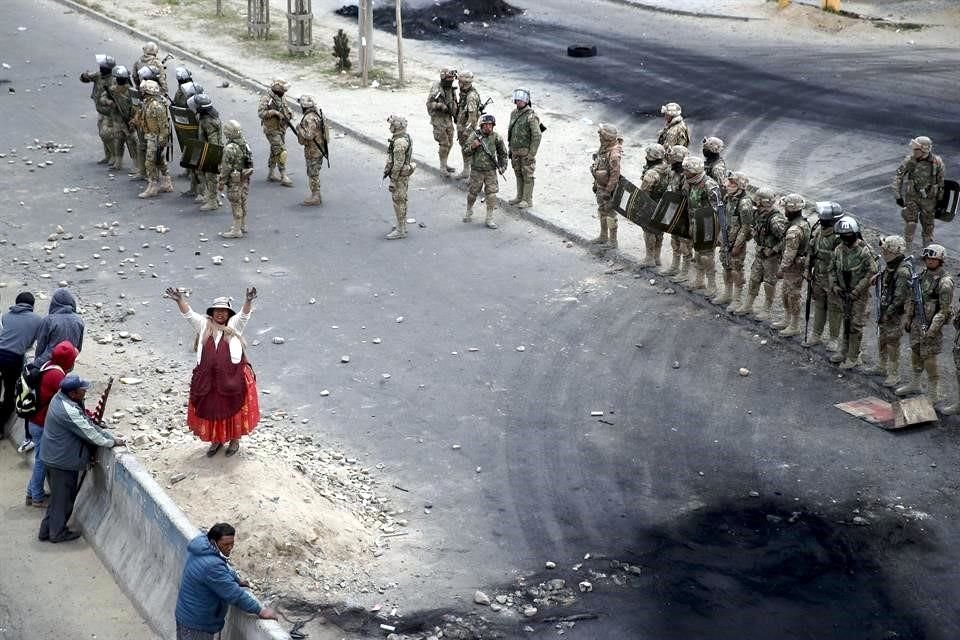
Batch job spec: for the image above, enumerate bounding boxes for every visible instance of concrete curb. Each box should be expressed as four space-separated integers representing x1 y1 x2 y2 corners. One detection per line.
3 426 289 640
606 0 758 21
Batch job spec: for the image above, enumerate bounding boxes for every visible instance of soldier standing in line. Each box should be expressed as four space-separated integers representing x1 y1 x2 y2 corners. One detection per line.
506 88 542 209
895 244 953 401
659 145 691 279
172 67 193 107
217 120 254 239
638 143 672 267
80 54 117 165
462 114 508 229
773 194 811 337
680 156 721 296
702 137 727 184
828 216 880 370
137 80 173 199
872 235 911 387
454 71 481 181
295 95 328 206
257 79 294 187
132 42 168 95
717 172 755 309
657 102 690 148
188 94 223 212
734 187 786 320
801 203 844 350
384 115 416 240
426 68 458 175
589 123 624 248
100 65 136 172
893 136 946 248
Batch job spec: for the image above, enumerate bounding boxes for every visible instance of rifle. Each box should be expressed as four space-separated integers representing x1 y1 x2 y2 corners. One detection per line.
284 96 331 167
906 255 928 332
840 272 853 346
77 377 115 492
478 97 493 115
803 221 820 343
711 186 730 261
472 129 505 180
104 85 130 122
873 251 886 336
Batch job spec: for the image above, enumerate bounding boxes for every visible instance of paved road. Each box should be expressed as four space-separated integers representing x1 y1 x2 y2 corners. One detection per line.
3 1 960 638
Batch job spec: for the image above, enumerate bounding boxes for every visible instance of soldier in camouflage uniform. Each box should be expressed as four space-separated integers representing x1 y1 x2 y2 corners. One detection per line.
137 80 173 199
384 115 416 240
463 114 508 229
735 188 786 320
893 136 946 248
80 54 117 165
187 94 223 212
895 244 953 401
659 146 692 279
702 137 726 184
681 156 721 295
773 194 811 337
99 65 137 172
716 172 754 309
217 120 254 239
801 203 844 350
171 67 192 108
828 217 881 369
131 42 167 95
639 143 671 267
454 71 481 181
257 79 294 186
657 102 690 148
872 235 911 387
590 123 624 248
506 88 542 209
426 68 458 174
295 94 329 206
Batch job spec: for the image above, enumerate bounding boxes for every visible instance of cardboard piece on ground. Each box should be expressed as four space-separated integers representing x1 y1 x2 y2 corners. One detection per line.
891 395 939 430
834 396 894 426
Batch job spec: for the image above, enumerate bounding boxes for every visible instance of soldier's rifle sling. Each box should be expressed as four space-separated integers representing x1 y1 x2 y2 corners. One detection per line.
104 85 130 123
906 256 928 332
804 221 820 343
873 251 885 337
473 129 505 180
842 271 853 343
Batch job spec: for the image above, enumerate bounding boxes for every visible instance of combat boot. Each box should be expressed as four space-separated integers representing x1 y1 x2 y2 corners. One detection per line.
517 179 534 209
219 220 243 239
860 353 887 375
895 370 923 396
138 181 159 199
771 312 789 331
754 284 775 321
508 175 523 205
439 150 455 174
279 168 293 187
659 253 679 276
463 196 475 223
733 289 757 316
199 195 220 212
712 278 732 306
882 352 901 387
689 268 705 291
485 209 498 230
110 141 125 170
160 175 174 193
839 332 863 370
941 372 960 414
925 358 943 403
302 191 322 206
386 217 407 239
456 165 471 181
672 257 692 284
703 265 717 297
780 313 803 337
592 218 608 245
267 166 280 182
726 284 742 313
607 223 618 248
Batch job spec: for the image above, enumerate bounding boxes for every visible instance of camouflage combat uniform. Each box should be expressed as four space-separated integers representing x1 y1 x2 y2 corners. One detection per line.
384 123 415 239
740 203 787 320
462 128 508 228
898 264 953 400
257 90 294 185
876 255 911 385
98 81 136 171
218 134 254 238
454 81 481 179
828 239 880 368
720 188 755 309
894 152 945 247
141 93 171 193
81 69 116 164
774 212 811 336
657 116 690 148
590 129 624 248
426 78 457 172
803 223 843 348
507 104 542 208
665 157 694 280
132 54 167 94
682 173 721 294
639 160 672 266
295 107 328 205
196 108 223 210
705 155 727 186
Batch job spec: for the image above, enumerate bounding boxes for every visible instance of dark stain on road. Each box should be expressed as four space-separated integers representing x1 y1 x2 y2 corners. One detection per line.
335 0 522 39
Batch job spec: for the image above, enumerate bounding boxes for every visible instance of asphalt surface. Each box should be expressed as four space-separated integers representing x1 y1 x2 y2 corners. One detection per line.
3 1 960 638
359 0 960 251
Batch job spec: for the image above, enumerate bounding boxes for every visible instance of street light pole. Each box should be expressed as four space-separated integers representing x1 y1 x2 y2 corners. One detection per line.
396 1 405 84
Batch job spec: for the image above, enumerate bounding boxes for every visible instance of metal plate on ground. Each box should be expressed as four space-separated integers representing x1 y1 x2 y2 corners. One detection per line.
834 396 894 426
612 176 658 229
891 395 939 429
935 179 959 222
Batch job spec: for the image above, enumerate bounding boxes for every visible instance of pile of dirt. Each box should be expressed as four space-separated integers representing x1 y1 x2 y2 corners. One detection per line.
335 0 522 39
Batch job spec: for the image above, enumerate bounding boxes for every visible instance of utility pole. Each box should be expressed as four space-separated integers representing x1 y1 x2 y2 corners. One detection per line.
823 0 841 11
396 1 404 84
358 0 373 86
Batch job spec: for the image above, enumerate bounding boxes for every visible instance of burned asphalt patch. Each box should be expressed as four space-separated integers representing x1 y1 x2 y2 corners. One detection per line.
335 0 522 39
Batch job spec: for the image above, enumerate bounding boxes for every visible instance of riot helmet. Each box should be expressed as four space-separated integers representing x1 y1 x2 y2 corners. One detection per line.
512 88 531 105
112 65 131 85
137 65 157 83
815 201 843 223
187 93 212 113
97 54 116 75
835 215 860 241
175 67 192 84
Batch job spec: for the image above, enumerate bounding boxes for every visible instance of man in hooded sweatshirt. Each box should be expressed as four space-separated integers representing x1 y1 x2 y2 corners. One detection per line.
175 523 277 639
34 288 85 366
0 292 42 447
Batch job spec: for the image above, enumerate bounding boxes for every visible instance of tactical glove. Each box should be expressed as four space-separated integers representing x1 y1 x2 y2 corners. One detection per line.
895 197 905 207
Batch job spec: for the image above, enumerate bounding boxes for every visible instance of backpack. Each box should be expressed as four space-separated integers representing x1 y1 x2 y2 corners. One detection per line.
15 363 62 419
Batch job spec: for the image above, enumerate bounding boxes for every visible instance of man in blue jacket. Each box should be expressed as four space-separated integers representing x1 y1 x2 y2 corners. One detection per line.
0 291 42 448
175 523 278 639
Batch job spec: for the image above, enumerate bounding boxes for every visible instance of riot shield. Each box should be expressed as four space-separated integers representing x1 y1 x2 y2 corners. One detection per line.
180 140 223 174
612 176 658 229
935 179 959 222
169 105 199 151
689 204 719 252
649 190 689 238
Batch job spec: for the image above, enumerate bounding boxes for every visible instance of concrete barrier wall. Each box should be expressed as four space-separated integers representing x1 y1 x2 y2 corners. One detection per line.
4 423 288 640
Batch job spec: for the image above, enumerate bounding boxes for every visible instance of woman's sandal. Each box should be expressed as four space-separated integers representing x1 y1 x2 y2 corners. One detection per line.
206 442 223 457
225 440 240 457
